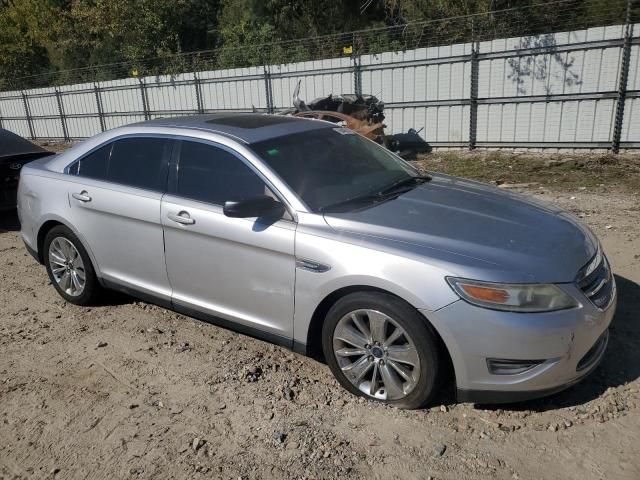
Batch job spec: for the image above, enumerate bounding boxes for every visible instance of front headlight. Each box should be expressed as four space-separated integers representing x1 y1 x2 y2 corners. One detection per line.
446 277 577 312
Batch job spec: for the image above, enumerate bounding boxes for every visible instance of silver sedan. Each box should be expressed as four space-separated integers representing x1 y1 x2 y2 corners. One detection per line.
18 114 616 408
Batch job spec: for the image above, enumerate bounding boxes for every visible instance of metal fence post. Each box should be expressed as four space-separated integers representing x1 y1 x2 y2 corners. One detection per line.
93 84 106 132
0 103 4 130
21 91 36 140
353 55 362 96
194 72 204 114
263 67 274 113
611 0 633 153
139 79 151 120
54 88 70 141
469 41 479 150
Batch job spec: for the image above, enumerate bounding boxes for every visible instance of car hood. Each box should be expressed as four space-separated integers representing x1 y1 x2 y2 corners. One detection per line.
323 174 597 283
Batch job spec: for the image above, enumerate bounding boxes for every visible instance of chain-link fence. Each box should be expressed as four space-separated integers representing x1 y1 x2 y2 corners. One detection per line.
0 0 638 151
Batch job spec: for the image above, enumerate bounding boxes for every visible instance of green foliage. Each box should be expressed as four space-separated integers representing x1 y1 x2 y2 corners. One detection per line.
215 20 281 68
0 0 220 88
0 0 59 89
0 0 633 90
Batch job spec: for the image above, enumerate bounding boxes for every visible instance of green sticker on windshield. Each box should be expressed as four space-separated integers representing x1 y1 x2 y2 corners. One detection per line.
267 148 279 156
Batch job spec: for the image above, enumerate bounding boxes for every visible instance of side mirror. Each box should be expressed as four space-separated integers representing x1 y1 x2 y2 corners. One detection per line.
223 195 285 219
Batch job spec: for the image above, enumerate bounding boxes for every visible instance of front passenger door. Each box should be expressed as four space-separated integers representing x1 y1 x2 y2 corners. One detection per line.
161 139 296 342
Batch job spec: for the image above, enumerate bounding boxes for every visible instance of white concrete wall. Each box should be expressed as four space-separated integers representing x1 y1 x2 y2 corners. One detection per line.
361 42 473 141
0 91 30 138
621 41 640 142
475 25 630 145
0 23 637 149
270 57 354 110
197 66 267 111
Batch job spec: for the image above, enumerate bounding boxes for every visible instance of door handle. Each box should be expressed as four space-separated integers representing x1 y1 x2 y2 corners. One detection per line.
72 191 92 202
167 211 195 225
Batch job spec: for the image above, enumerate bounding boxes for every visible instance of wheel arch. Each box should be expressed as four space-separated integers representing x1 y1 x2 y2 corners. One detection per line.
36 217 102 280
37 219 64 263
304 285 455 385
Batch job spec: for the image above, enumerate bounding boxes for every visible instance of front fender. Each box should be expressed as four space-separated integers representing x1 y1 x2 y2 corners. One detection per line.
292 229 459 345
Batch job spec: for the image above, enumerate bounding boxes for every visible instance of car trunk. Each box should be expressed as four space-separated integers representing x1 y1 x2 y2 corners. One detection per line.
0 129 55 209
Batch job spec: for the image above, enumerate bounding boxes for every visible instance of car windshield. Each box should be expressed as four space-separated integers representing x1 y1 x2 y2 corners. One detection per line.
250 127 420 213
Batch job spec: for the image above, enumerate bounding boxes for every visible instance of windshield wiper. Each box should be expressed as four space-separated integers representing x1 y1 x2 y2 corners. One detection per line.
377 175 432 196
319 193 387 213
320 175 432 214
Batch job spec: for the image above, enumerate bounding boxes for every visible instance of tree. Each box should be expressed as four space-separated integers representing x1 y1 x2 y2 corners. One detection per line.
0 0 61 89
57 0 220 76
0 0 632 89
0 0 221 86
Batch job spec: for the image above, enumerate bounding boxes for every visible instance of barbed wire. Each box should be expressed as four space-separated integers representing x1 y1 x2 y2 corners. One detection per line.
1 0 635 92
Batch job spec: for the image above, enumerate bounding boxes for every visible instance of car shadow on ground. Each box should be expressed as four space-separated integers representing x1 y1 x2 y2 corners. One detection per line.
96 290 137 307
477 274 640 413
0 209 20 233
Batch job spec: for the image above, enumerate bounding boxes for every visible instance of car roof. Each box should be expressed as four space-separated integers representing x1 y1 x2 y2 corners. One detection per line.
135 113 334 144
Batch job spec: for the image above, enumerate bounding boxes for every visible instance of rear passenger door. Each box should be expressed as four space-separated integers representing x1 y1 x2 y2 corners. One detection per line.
66 136 174 302
161 139 296 342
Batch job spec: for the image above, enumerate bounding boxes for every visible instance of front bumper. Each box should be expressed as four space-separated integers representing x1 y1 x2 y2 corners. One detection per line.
423 280 617 403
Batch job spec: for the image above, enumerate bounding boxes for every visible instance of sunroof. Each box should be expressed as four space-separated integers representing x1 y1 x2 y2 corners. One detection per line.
205 115 301 129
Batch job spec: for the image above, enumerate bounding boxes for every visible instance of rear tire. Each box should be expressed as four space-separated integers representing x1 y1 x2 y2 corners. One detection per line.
43 225 102 306
322 291 441 409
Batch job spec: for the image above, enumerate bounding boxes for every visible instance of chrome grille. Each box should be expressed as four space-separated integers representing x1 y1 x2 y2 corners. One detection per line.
577 250 614 310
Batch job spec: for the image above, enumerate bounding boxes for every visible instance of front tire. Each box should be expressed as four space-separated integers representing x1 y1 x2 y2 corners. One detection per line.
43 225 101 305
322 291 440 409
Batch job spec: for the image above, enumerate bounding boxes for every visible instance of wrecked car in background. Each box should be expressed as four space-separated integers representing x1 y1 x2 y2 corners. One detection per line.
1 128 55 211
288 80 431 157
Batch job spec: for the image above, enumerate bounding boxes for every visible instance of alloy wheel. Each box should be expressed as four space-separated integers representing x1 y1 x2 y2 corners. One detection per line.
332 309 421 401
48 237 86 297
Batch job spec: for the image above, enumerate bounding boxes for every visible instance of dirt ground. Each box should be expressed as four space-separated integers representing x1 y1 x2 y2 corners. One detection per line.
1 149 639 480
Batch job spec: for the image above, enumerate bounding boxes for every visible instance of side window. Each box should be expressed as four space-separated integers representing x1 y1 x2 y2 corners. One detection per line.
73 137 171 192
74 144 111 180
176 141 268 205
108 138 171 191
